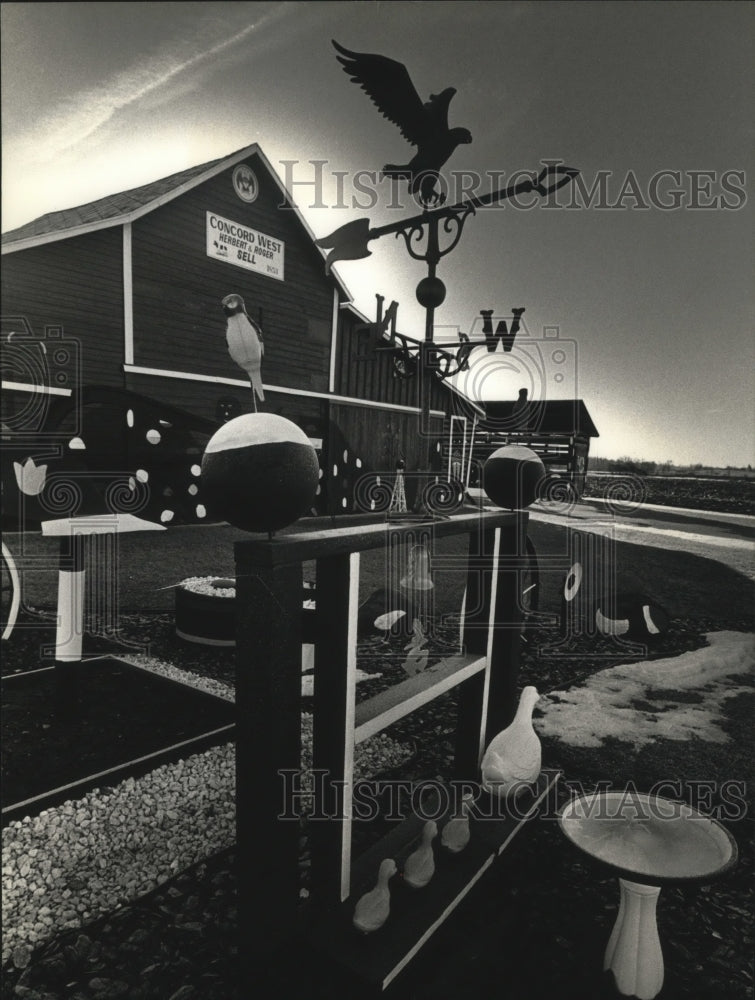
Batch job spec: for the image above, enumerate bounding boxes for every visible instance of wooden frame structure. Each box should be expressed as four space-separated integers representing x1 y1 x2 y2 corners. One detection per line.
234 510 559 989
473 400 599 498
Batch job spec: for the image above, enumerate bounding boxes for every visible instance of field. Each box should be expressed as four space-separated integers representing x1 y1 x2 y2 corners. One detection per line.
583 472 755 515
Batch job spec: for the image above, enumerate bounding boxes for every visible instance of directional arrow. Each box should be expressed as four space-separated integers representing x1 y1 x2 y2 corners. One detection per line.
315 165 580 272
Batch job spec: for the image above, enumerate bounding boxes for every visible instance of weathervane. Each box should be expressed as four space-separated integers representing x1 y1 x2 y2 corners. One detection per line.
331 40 472 208
317 40 579 427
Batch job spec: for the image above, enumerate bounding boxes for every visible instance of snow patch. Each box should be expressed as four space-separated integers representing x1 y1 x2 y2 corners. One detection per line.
537 631 754 748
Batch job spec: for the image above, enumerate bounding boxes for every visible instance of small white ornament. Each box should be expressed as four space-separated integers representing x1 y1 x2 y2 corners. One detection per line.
353 858 397 934
403 820 437 889
13 457 47 496
481 686 541 801
441 793 473 854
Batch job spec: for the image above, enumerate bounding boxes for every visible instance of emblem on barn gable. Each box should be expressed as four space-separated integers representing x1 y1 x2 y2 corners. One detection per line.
233 164 258 204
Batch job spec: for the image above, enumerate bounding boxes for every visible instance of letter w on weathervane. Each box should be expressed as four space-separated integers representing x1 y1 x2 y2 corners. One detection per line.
481 308 525 353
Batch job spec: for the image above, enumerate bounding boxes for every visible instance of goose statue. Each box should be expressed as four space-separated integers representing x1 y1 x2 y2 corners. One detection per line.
403 820 437 889
481 686 541 801
441 793 473 854
352 858 397 934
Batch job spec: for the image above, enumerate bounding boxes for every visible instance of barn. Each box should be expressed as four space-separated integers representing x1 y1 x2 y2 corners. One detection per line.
1 144 451 521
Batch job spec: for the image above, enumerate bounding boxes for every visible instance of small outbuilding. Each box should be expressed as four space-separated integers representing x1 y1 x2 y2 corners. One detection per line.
474 399 599 497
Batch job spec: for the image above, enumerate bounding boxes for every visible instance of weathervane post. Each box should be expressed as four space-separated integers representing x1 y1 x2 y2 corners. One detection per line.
318 40 580 484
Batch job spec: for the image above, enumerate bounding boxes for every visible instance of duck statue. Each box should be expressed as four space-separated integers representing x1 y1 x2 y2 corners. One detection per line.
441 793 473 854
403 820 437 889
481 686 541 801
352 858 397 934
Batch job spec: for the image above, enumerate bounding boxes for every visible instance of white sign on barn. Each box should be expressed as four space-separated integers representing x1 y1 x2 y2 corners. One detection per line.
206 212 285 281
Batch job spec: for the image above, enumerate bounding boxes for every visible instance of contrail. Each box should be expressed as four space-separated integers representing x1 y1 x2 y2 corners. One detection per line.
5 5 292 166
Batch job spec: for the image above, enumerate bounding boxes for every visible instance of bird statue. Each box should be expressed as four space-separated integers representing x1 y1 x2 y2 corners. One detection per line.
352 858 397 933
441 793 473 854
373 609 408 634
332 40 472 206
403 820 437 888
222 294 265 410
481 686 542 801
357 586 407 637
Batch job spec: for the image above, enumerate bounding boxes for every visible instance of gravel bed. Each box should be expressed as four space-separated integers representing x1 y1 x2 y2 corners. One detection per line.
2 653 413 975
2 746 236 972
115 655 235 703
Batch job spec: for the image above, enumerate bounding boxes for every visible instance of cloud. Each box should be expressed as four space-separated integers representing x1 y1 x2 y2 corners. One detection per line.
4 5 292 169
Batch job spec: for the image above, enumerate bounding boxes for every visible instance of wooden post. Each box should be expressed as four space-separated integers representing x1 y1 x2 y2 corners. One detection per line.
483 517 528 744
453 523 497 780
310 551 360 906
234 544 303 961
454 514 528 776
54 533 86 708
42 515 165 710
231 512 525 971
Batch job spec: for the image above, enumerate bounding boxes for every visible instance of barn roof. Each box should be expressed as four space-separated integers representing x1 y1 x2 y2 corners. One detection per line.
483 399 600 436
1 156 228 246
1 144 351 297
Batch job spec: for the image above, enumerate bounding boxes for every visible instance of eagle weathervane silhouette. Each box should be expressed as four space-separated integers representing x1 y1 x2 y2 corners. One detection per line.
318 35 580 497
332 40 471 207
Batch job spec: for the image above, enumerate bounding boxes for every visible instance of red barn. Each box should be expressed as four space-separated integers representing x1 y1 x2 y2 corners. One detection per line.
1 144 450 519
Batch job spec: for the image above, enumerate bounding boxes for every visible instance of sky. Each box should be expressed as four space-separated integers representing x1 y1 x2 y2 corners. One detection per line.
2 1 753 467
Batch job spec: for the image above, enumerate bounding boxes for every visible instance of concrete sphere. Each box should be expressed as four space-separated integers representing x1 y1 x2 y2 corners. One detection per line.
416 276 446 309
201 413 319 532
483 445 545 510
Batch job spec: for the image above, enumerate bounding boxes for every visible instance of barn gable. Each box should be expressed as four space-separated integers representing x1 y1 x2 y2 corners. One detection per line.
126 149 337 398
1 145 352 421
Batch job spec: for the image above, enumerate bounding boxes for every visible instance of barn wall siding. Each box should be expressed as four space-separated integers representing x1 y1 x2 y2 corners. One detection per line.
326 402 444 513
131 154 333 395
334 308 450 413
123 371 327 436
1 228 125 389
